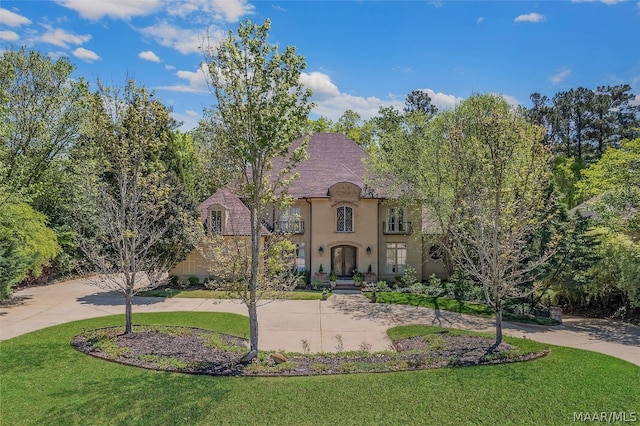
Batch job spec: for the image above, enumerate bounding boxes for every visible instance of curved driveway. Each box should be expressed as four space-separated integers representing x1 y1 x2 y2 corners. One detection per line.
1 277 638 366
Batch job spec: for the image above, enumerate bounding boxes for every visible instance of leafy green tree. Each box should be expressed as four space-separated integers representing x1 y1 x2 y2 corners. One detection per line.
579 138 640 236
372 94 552 348
0 47 89 206
203 19 313 355
73 81 199 334
0 48 90 276
0 196 60 298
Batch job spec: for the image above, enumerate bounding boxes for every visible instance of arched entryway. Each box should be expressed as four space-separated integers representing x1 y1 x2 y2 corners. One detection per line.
331 245 357 278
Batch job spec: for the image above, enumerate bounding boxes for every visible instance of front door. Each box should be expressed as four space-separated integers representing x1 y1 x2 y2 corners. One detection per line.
331 245 357 278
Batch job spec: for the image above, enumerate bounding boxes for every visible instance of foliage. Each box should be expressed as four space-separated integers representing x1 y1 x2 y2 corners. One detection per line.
372 94 553 347
578 138 640 236
72 81 200 333
202 18 313 352
0 196 60 298
528 85 639 163
0 47 91 276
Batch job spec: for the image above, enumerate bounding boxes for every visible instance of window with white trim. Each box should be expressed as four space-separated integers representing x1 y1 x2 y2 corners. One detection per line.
386 242 407 274
336 206 353 232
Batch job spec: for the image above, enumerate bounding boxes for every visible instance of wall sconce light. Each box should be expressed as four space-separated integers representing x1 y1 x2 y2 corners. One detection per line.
319 246 324 255
366 246 372 256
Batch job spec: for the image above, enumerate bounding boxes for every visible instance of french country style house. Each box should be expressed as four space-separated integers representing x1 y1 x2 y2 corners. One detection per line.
170 133 449 283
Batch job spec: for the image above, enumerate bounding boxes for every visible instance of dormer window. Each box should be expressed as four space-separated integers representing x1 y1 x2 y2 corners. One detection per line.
336 206 353 232
209 209 223 234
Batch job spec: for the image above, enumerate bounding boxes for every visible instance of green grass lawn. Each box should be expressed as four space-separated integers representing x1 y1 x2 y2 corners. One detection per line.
372 292 559 325
140 288 323 300
2 312 638 425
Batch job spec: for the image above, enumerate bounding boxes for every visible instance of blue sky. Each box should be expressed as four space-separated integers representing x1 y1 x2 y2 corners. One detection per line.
1 0 639 130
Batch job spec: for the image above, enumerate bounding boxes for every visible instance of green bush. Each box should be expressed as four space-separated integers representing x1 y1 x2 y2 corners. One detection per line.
188 276 200 286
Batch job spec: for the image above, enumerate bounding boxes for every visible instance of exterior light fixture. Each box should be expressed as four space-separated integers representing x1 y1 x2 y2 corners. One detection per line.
319 246 324 255
366 246 372 256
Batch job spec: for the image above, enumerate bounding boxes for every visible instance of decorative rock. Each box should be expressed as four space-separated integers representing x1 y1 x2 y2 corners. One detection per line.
271 353 287 364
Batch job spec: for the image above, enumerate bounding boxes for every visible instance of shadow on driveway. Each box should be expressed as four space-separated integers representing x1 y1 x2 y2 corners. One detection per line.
76 291 167 307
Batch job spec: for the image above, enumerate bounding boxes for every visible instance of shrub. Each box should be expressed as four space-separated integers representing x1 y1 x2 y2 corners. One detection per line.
188 276 200 286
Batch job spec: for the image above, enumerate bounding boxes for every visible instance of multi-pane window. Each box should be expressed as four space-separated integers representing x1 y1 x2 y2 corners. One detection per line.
386 242 407 274
336 206 353 232
210 210 223 234
384 207 413 234
386 207 406 233
280 207 303 234
294 243 306 272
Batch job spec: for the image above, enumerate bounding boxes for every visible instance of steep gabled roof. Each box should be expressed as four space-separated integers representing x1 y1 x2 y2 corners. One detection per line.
277 132 384 199
199 188 269 236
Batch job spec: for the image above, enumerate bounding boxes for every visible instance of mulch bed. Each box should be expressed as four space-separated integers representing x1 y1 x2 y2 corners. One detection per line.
72 326 548 377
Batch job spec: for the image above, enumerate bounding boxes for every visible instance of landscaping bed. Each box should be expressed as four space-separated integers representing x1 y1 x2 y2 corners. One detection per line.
72 325 548 376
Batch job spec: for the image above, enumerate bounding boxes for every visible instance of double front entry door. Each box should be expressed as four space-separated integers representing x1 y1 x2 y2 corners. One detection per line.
331 245 356 278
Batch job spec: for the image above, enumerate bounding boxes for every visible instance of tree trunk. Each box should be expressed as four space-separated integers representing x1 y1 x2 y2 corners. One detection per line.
124 291 133 334
492 303 503 351
248 301 258 351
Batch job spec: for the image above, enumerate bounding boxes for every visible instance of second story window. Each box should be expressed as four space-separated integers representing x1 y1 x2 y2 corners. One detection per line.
210 210 223 234
279 207 303 234
336 206 353 232
384 207 412 234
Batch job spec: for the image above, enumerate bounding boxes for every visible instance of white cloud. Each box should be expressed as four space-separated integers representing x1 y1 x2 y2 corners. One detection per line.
172 109 201 131
167 0 255 23
139 50 161 62
300 72 340 99
156 63 210 93
300 72 462 121
54 0 162 20
551 68 572 84
514 13 545 23
165 64 176 70
0 30 19 41
550 68 571 84
139 21 224 54
73 47 100 62
477 17 485 25
415 88 463 111
39 26 91 48
0 7 31 27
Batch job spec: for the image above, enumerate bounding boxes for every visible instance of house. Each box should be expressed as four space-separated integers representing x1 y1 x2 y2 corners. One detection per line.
170 133 449 283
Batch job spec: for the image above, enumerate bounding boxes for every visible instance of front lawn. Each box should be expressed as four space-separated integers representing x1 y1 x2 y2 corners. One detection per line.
1 312 637 425
371 292 559 325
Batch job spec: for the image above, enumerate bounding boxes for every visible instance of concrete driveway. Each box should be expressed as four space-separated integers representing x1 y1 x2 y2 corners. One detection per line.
1 277 638 366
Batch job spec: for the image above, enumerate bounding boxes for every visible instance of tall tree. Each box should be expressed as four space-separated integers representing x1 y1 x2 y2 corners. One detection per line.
0 47 88 206
73 81 199 334
528 85 639 163
203 19 312 355
372 94 552 348
404 89 438 116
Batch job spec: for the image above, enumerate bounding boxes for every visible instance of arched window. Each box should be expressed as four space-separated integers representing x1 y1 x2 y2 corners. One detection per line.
336 206 353 232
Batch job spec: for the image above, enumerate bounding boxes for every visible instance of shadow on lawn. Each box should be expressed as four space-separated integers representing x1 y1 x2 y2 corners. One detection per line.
329 294 494 331
76 291 166 307
561 318 640 347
